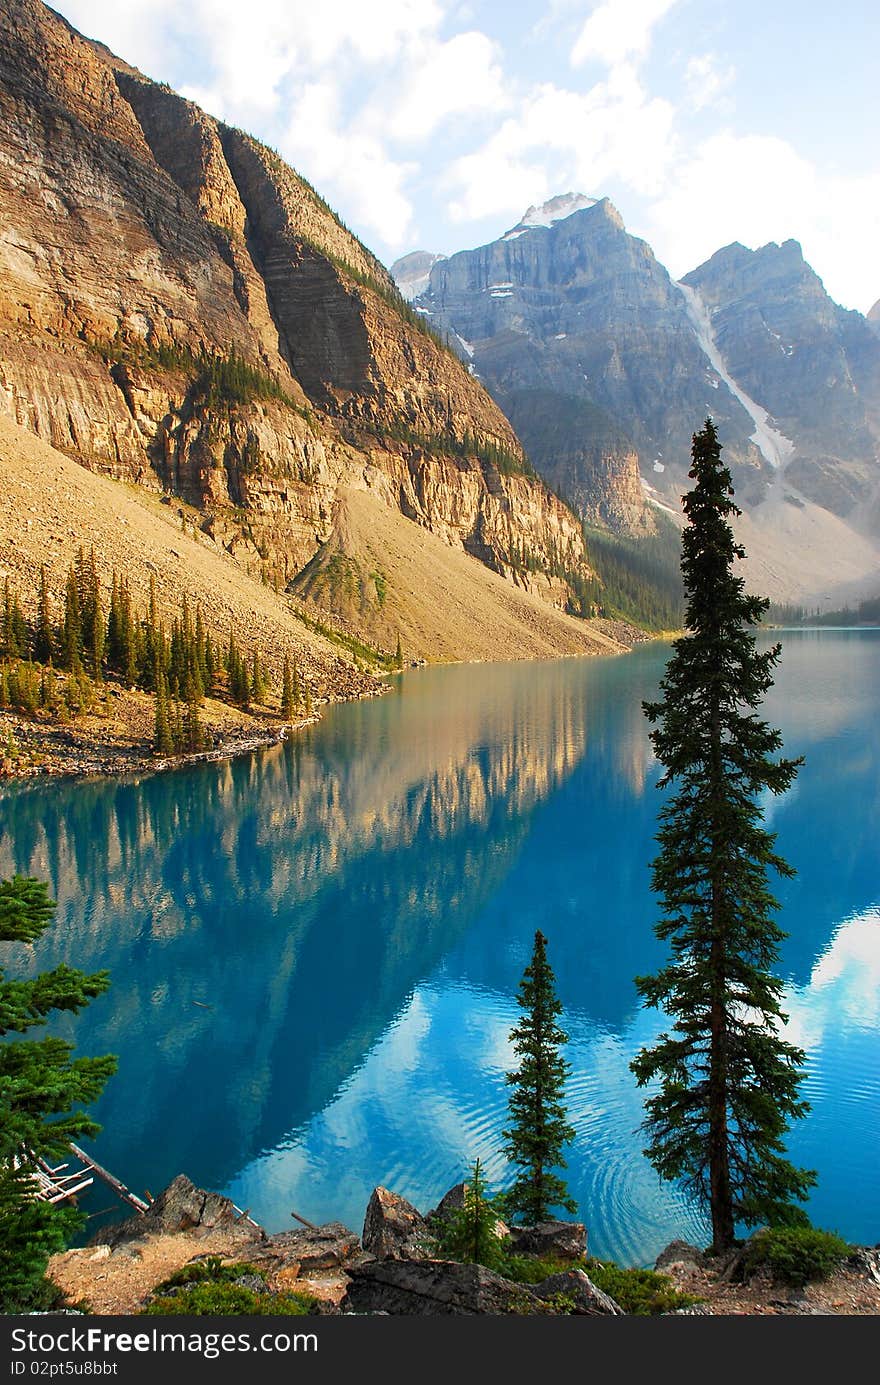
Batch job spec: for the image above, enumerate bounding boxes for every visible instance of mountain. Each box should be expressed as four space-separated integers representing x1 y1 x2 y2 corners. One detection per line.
402 196 880 603
390 251 447 302
867 299 880 338
0 0 614 666
682 241 880 522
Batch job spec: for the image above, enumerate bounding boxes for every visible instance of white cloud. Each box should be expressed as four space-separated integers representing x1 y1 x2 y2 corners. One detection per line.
382 32 509 142
645 132 880 309
684 53 735 112
282 84 416 247
571 0 679 68
445 71 676 223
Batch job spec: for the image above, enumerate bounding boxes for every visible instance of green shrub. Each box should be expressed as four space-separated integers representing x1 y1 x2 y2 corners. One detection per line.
743 1227 850 1287
585 1259 698 1315
500 1254 581 1284
145 1256 318 1316
143 1283 315 1316
152 1257 263 1293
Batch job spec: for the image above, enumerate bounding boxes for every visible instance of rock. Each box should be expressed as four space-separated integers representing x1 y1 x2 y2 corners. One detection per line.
507 1220 587 1261
847 1248 880 1286
532 1268 623 1315
655 1240 706 1272
362 1186 438 1261
98 1174 257 1247
341 1260 547 1316
263 1223 361 1274
428 1183 467 1225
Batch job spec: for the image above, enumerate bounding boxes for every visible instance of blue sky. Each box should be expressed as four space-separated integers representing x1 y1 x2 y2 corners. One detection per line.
54 0 879 311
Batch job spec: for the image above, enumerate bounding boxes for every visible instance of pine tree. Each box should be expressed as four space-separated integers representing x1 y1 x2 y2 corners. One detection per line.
1 579 28 660
153 671 175 755
281 653 295 719
437 1159 506 1269
0 876 116 1310
61 566 82 673
395 633 403 670
251 650 264 705
631 419 813 1254
502 930 576 1223
33 568 54 664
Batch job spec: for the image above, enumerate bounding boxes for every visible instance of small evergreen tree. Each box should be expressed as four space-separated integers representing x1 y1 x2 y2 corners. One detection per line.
33 568 54 664
631 419 813 1253
0 876 116 1310
502 930 576 1223
251 650 265 705
395 633 403 670
281 654 295 719
438 1159 506 1269
61 566 82 673
154 671 174 754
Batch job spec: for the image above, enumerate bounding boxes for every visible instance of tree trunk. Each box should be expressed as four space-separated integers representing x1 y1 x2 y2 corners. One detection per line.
708 699 735 1253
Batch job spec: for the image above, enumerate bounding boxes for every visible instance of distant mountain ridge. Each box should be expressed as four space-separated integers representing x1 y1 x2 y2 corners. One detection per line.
395 195 880 603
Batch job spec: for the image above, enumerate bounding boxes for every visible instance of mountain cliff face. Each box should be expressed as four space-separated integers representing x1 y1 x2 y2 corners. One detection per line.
410 195 770 533
682 242 880 522
402 195 880 599
0 0 598 639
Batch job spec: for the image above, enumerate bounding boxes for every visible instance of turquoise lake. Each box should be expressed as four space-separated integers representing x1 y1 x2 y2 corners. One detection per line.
1 629 878 1265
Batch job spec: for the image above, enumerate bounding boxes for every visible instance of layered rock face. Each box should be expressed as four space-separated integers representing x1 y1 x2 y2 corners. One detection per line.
0 0 596 625
683 242 880 521
411 196 767 532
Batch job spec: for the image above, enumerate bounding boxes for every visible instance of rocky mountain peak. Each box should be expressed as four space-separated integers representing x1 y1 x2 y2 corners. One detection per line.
517 192 598 228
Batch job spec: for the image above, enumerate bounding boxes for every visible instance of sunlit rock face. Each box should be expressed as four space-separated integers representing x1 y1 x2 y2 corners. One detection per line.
0 0 596 624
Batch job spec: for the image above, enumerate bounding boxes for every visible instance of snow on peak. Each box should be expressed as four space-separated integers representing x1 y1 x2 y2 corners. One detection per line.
518 193 597 229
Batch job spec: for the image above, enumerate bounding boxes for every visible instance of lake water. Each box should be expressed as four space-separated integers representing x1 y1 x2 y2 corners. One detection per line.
1 630 878 1265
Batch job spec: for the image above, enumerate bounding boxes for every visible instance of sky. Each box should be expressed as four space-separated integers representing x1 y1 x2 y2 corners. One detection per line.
53 0 880 312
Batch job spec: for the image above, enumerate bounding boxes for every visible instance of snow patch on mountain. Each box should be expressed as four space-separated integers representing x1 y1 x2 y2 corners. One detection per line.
677 282 795 471
519 192 597 228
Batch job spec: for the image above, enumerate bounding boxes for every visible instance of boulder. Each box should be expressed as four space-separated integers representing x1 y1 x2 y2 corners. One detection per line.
533 1269 623 1315
507 1220 587 1261
98 1174 257 1247
341 1259 548 1316
655 1240 706 1272
428 1182 468 1225
263 1223 361 1274
362 1187 438 1261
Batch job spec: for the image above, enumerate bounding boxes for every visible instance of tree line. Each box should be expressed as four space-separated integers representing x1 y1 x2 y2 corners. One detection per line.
0 553 313 754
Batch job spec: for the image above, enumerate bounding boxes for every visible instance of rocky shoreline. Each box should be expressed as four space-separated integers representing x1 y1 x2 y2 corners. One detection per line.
0 684 387 786
48 1174 880 1318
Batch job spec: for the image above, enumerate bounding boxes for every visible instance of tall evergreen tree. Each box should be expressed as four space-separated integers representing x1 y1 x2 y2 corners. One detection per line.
61 566 82 673
153 671 174 755
0 876 116 1310
631 418 813 1253
33 568 54 664
502 929 576 1223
